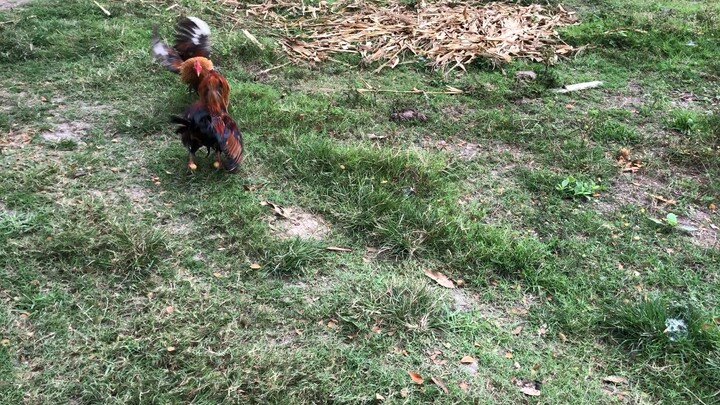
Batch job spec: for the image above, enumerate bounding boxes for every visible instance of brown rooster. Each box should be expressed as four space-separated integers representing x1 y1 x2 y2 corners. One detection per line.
170 101 244 172
151 16 214 91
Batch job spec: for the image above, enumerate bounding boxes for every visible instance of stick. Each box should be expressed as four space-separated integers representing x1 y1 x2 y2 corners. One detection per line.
165 4 179 11
242 29 265 50
552 81 603 93
93 0 111 16
356 85 462 95
258 62 291 75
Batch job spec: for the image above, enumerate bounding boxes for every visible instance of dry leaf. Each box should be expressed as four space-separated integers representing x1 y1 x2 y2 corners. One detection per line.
0 339 9 345
458 381 469 392
213 272 223 278
400 387 410 397
423 269 455 288
603 376 628 385
260 201 291 219
165 306 174 314
408 371 424 384
511 325 523 335
538 324 547 337
559 332 567 342
460 355 476 364
326 246 352 252
371 324 382 334
504 350 513 359
520 386 541 396
166 346 176 352
709 203 717 211
250 263 261 269
327 320 337 329
375 393 385 400
431 376 449 394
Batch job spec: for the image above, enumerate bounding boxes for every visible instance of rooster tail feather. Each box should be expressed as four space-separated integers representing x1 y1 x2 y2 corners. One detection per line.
151 29 183 73
174 16 212 59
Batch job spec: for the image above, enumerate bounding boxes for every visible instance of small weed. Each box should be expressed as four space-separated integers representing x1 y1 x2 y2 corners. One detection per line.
556 175 602 200
668 110 699 135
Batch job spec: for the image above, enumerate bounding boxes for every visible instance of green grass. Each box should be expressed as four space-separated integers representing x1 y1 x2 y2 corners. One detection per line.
1 0 719 403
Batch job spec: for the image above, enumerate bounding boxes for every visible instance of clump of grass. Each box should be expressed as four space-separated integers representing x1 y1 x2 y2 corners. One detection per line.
591 119 640 144
334 274 449 336
262 238 328 276
668 110 699 135
604 297 720 399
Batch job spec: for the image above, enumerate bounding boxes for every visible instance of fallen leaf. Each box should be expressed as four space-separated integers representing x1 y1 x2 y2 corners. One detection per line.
431 376 449 394
559 332 567 342
520 386 541 396
400 387 410 397
375 393 385 401
504 350 513 359
0 339 9 345
327 320 337 329
423 269 455 288
260 201 291 219
371 324 382 334
511 325 523 335
166 346 176 352
326 246 353 252
408 371 424 384
709 203 717 211
458 381 469 392
513 361 520 369
212 272 223 278
250 263 261 269
165 306 174 314
460 355 476 364
603 376 628 385
538 324 547 337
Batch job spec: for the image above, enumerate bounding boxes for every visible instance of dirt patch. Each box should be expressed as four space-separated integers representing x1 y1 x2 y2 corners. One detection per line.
451 289 477 312
268 207 330 240
682 207 718 249
0 0 31 10
603 81 645 111
41 122 91 142
421 137 481 161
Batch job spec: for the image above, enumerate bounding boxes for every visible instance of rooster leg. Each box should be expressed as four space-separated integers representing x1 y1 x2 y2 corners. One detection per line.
213 149 222 169
187 152 198 171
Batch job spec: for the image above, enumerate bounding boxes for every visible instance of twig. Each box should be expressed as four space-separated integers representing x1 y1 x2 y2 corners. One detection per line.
258 62 290 75
93 0 111 16
165 4 179 11
242 29 265 49
684 387 707 405
552 81 603 93
356 85 462 95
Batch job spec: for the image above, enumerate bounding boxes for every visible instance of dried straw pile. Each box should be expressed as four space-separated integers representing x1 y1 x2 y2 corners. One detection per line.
241 0 577 72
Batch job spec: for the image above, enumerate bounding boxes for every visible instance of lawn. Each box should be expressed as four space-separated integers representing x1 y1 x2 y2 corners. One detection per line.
0 0 718 403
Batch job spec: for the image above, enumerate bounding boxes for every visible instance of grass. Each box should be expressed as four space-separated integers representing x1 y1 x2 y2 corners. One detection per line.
0 0 719 403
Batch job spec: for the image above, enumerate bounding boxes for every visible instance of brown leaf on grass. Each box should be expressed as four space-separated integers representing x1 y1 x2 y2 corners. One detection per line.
458 381 469 392
538 324 547 337
409 371 424 384
423 269 455 288
513 377 542 396
260 200 291 219
460 355 476 364
504 350 513 359
327 320 338 329
559 332 567 342
511 325 523 335
431 376 449 394
709 203 717 211
0 339 9 345
400 387 410 397
166 346 176 352
250 263 261 269
648 194 677 205
375 393 385 401
603 376 628 385
165 306 174 314
326 246 352 252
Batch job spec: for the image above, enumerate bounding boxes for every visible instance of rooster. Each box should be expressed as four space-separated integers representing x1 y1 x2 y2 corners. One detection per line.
170 102 244 171
151 16 214 91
